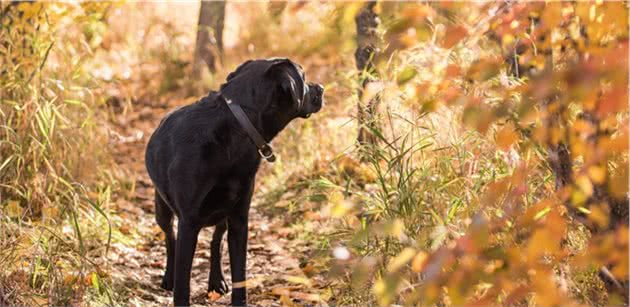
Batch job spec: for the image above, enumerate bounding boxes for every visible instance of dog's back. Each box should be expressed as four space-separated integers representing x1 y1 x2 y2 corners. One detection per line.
145 91 227 203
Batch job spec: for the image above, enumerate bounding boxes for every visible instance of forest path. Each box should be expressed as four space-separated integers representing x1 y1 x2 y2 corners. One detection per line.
106 98 317 306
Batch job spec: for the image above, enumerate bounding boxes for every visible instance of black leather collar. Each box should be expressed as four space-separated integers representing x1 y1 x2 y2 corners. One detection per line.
222 95 276 163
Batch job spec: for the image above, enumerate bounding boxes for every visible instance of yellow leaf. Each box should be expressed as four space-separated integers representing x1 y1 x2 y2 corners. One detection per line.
527 229 557 260
532 272 562 306
411 251 428 273
588 166 607 184
397 67 417 85
589 204 609 229
383 219 405 239
329 192 353 218
283 275 312 287
496 124 519 150
387 247 416 273
576 175 594 196
502 34 515 48
571 189 588 207
5 200 22 218
612 255 629 279
373 275 400 307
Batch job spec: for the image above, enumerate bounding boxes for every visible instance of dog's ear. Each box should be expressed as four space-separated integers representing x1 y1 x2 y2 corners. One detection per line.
226 60 252 82
220 60 253 91
266 59 305 107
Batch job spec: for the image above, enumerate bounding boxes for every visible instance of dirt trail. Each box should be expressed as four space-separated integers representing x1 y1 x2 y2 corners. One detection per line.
107 99 315 306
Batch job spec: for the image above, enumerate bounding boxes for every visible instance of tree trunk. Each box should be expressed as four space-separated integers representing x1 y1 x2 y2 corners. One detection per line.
192 1 225 78
355 1 380 150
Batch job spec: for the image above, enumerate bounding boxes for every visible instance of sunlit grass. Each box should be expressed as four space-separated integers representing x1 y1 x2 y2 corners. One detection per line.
0 3 119 305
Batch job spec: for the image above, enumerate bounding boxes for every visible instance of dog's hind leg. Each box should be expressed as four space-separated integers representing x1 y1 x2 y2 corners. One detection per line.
208 220 229 295
155 192 175 291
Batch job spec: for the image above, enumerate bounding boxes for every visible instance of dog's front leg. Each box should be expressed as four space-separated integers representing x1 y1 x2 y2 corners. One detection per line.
228 213 248 307
208 220 228 294
227 180 253 307
173 221 201 306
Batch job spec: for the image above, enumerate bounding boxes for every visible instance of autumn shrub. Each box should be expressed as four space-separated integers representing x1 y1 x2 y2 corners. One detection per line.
0 3 119 305
310 2 628 306
252 2 628 306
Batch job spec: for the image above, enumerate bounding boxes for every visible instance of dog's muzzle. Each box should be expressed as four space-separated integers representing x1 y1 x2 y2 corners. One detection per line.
301 83 324 118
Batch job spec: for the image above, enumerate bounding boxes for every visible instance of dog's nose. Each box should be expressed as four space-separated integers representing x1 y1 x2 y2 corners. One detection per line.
315 84 324 94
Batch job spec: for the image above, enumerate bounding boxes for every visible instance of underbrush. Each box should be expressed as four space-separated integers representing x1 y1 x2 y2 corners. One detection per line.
256 33 610 305
260 102 606 307
0 3 122 305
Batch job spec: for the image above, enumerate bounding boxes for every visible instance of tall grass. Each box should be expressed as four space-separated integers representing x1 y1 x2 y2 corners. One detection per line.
253 32 570 304
0 3 116 305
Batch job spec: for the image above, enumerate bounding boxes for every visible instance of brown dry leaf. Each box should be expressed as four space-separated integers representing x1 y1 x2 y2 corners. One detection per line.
276 227 294 238
207 291 222 302
443 25 468 48
291 291 321 302
598 85 628 117
150 260 164 269
303 211 321 221
301 263 318 276
527 230 557 260
119 223 131 235
496 124 519 151
63 273 77 286
271 287 291 297
401 5 435 22
445 64 461 78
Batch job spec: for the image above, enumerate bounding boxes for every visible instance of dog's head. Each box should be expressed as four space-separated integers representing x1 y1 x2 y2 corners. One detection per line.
220 58 324 121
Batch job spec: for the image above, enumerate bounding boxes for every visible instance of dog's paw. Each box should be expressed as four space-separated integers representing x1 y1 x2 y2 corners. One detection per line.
160 275 174 291
208 275 229 295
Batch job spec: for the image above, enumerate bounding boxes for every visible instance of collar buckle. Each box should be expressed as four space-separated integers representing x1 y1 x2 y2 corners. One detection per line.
258 144 276 162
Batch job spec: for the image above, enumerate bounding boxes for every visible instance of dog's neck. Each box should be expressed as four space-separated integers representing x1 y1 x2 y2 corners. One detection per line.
259 112 294 142
219 90 295 143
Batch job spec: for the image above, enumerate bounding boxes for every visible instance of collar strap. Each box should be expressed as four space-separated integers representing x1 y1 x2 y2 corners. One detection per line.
224 97 276 163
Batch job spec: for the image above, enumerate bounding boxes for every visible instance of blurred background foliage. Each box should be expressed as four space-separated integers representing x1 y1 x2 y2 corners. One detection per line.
0 1 628 306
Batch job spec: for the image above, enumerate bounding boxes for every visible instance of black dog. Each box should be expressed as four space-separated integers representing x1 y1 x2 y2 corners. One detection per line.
145 58 323 306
